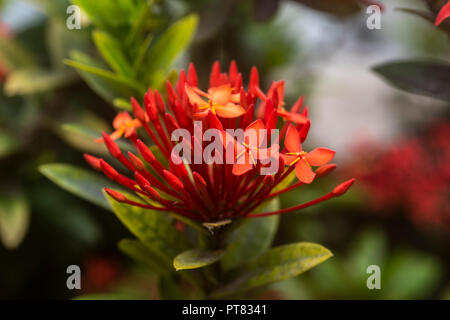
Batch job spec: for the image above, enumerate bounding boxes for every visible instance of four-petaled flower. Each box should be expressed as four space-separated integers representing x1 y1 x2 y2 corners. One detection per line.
281 124 335 184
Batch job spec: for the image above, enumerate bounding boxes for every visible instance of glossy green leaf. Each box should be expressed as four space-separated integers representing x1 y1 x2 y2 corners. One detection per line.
65 51 144 103
106 194 188 265
213 242 332 298
39 163 121 210
373 60 450 102
118 238 170 276
173 248 225 271
0 193 30 250
93 30 134 78
4 69 77 96
221 198 280 271
145 14 198 86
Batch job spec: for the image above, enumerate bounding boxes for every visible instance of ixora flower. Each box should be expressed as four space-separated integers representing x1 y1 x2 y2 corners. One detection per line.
85 61 354 225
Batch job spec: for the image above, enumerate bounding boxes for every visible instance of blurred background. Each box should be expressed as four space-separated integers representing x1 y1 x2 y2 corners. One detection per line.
0 0 449 299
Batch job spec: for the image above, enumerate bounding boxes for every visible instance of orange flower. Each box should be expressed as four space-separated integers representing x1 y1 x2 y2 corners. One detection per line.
95 112 141 142
281 124 335 184
231 120 280 176
185 83 246 119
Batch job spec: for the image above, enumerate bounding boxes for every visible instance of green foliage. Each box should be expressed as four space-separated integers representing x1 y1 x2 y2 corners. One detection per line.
4 69 76 95
0 192 30 250
105 194 189 266
39 163 121 210
373 60 450 102
144 14 198 87
0 131 20 159
118 238 170 276
221 199 280 271
173 248 225 271
213 242 332 298
65 0 198 105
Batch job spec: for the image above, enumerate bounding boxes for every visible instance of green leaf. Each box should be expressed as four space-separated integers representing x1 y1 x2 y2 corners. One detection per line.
4 69 77 96
0 37 35 71
373 60 450 102
0 193 30 250
221 198 280 271
213 242 332 298
144 14 198 86
113 98 132 111
59 122 133 155
158 276 186 300
65 51 144 103
0 131 20 159
39 163 120 210
173 248 225 271
71 0 138 32
93 30 134 78
270 169 296 194
46 17 90 69
118 238 170 276
106 194 188 266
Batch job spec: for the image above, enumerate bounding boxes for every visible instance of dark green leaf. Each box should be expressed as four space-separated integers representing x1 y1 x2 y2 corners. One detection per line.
373 60 450 102
39 163 121 210
221 198 280 271
118 238 170 276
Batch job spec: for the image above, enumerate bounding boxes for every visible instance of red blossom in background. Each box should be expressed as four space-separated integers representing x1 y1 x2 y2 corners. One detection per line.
0 22 11 82
435 1 450 26
85 62 353 223
345 122 450 231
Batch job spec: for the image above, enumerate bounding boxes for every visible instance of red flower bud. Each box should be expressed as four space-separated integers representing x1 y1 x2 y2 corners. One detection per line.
332 178 355 196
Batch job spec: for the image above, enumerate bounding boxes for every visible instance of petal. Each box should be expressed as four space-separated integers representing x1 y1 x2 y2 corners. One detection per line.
305 148 335 166
295 160 316 184
113 112 132 129
210 84 232 105
215 103 246 118
109 127 125 140
284 124 301 153
280 153 298 165
257 144 279 161
185 84 208 107
232 153 253 176
435 1 450 26
245 119 265 146
288 112 308 124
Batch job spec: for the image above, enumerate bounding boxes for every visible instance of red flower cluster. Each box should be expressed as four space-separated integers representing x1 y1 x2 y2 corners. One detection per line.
346 122 450 230
85 62 354 223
